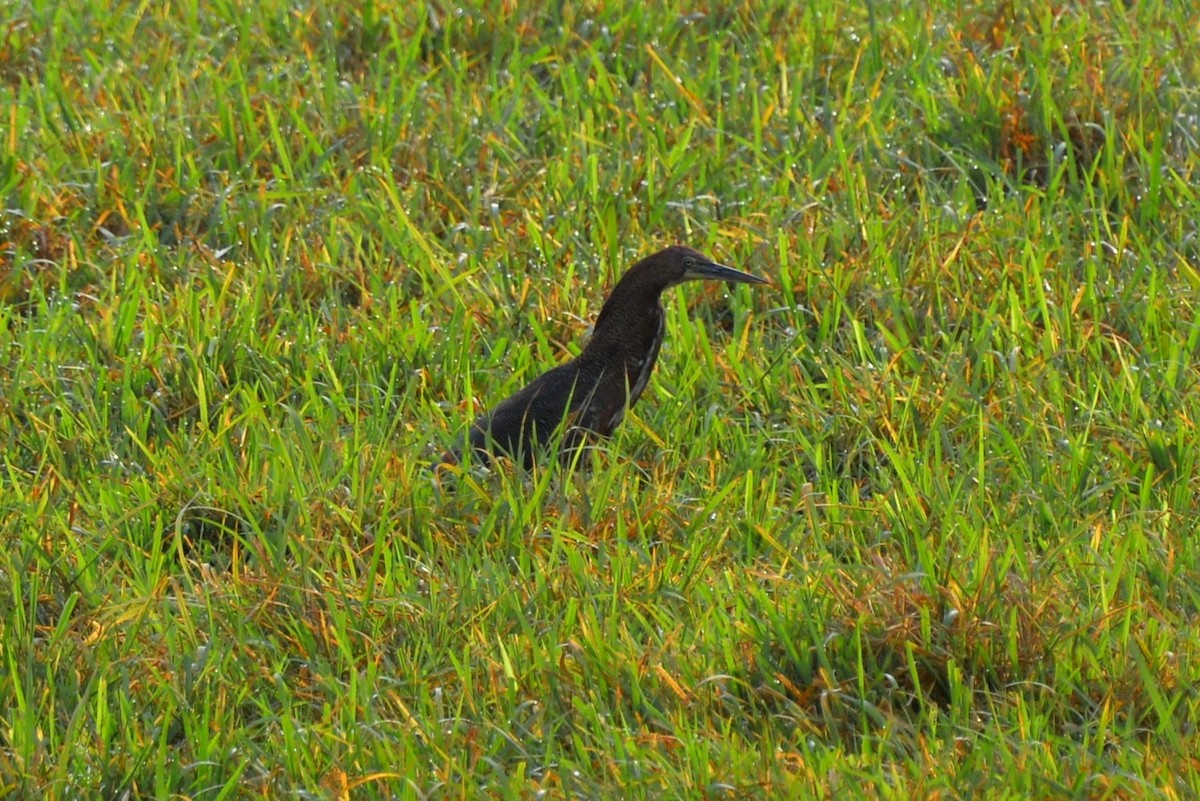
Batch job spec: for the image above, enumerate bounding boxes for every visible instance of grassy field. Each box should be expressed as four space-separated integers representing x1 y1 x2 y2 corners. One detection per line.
3 1 1199 797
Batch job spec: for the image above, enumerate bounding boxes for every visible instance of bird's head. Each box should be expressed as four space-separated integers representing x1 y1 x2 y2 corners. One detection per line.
589 245 769 344
673 246 768 289
625 245 769 292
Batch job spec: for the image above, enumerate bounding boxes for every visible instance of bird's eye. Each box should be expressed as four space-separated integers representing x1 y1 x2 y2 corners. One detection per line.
682 256 695 269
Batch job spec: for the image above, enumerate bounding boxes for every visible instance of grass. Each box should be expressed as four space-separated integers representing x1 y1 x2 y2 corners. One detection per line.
2 0 1199 797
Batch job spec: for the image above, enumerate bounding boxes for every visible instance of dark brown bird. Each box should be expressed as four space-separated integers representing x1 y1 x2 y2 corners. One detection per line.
441 245 768 469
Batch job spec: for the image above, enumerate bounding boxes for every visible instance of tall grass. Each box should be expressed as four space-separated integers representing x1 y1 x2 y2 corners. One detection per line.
2 1 1198 797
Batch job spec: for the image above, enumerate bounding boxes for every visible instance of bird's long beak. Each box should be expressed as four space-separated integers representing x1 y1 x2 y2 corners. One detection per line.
684 259 770 286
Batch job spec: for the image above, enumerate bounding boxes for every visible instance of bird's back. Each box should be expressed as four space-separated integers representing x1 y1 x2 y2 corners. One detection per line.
467 360 594 466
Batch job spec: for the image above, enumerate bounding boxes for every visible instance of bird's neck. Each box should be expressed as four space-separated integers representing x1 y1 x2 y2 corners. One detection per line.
579 298 666 383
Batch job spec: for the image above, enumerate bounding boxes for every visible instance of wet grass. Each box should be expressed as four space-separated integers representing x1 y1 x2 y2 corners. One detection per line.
2 1 1199 798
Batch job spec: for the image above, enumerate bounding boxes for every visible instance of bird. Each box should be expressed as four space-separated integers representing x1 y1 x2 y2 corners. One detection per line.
439 245 768 469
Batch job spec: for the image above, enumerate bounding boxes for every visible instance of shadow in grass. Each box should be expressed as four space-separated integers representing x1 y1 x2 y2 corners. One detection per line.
736 567 1042 752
